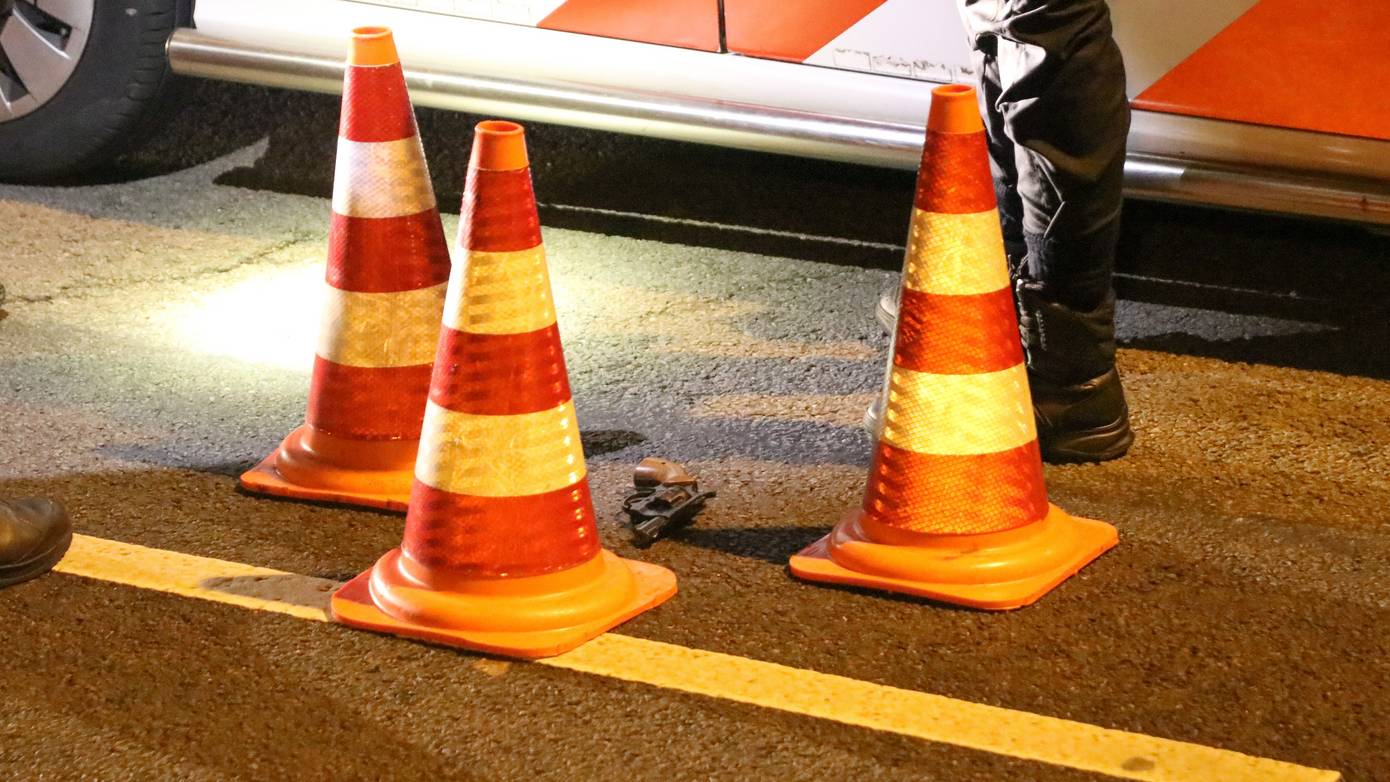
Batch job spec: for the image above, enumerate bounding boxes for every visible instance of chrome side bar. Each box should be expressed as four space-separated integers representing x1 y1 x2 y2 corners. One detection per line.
168 29 1390 226
167 30 922 169
1125 156 1390 226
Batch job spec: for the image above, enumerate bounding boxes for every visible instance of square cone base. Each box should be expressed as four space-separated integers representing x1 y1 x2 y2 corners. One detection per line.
238 427 413 512
330 551 678 659
239 453 409 512
789 505 1117 610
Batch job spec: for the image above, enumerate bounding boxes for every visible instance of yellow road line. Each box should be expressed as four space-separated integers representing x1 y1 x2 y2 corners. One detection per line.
55 534 338 623
53 534 1338 782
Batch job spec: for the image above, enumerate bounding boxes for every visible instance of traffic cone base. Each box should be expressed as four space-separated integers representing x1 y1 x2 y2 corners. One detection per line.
239 426 413 511
332 548 676 658
789 504 1116 610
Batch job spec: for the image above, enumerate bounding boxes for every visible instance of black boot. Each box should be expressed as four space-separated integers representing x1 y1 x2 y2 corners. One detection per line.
0 497 73 589
1016 281 1133 463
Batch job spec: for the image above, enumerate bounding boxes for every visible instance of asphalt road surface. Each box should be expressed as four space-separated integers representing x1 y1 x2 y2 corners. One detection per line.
2 79 1388 782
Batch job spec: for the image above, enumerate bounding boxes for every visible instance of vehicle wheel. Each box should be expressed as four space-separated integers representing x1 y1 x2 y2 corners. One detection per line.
0 0 186 181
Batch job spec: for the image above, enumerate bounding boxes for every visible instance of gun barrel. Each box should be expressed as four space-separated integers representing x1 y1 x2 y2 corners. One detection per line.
632 515 673 548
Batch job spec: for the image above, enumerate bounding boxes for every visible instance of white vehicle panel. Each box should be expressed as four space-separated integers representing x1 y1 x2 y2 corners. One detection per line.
180 0 1390 225
803 0 975 84
193 0 937 126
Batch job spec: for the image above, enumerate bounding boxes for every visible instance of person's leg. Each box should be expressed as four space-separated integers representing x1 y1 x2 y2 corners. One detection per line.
876 2 1024 332
960 0 1133 462
0 498 73 589
961 1 1027 275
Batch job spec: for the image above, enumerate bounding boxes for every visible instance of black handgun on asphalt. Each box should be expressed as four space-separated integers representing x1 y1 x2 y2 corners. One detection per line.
621 457 715 548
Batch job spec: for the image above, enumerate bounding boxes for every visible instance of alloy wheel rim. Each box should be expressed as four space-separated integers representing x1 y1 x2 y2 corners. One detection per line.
0 0 93 121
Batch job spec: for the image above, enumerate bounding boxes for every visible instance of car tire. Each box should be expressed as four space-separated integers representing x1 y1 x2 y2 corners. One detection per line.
0 0 188 182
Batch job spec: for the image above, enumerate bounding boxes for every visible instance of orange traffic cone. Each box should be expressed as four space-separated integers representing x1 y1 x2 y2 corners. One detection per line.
240 27 450 511
331 120 678 658
789 85 1117 610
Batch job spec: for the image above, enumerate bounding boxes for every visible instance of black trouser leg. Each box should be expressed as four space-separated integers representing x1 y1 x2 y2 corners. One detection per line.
971 48 1028 275
958 0 1129 312
955 0 1134 461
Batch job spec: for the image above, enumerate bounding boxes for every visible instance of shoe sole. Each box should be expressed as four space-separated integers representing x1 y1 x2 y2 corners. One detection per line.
1039 417 1135 464
0 529 74 589
863 397 884 440
876 291 897 334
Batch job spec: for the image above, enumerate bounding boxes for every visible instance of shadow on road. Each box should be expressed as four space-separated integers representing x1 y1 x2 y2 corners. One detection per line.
580 429 648 457
1116 200 1390 380
667 524 827 566
200 572 337 615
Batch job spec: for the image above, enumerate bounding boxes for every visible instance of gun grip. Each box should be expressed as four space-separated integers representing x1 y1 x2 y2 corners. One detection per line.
634 457 695 488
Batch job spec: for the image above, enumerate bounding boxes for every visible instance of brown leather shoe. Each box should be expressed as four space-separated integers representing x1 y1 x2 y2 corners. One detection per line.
0 497 73 589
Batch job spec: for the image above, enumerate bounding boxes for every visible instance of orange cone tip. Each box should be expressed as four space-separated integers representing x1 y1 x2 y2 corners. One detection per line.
348 26 399 67
926 84 985 134
470 120 530 172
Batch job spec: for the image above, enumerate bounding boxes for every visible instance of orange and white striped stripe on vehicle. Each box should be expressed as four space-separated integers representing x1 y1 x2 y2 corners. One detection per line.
726 0 1390 142
377 0 720 51
1130 0 1390 142
724 0 974 83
